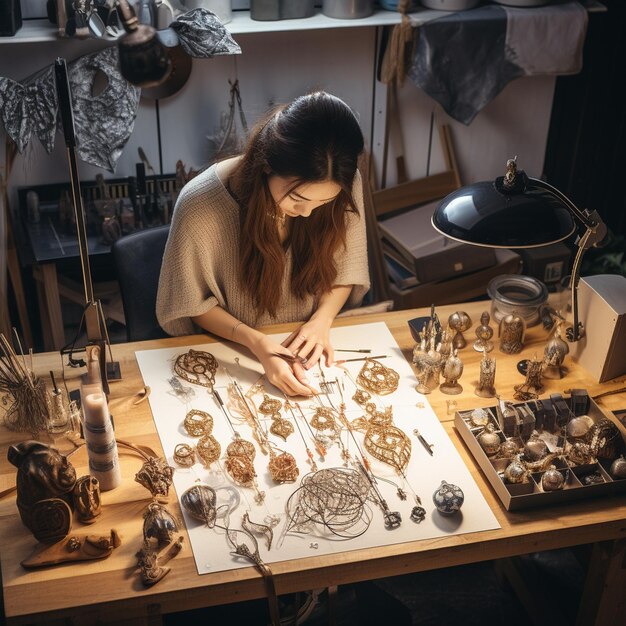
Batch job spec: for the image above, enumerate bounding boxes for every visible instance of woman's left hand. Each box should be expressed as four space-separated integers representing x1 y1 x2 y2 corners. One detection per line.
282 318 333 370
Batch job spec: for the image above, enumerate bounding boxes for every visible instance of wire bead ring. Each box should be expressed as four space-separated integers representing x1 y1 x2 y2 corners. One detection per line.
173 443 195 467
184 409 212 437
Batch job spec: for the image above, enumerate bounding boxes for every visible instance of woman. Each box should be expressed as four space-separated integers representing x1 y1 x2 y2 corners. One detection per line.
157 91 370 396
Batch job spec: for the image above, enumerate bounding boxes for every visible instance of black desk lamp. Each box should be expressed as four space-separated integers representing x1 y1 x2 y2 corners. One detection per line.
431 157 608 344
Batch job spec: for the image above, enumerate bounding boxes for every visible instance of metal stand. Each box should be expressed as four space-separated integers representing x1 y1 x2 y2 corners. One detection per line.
54 58 120 394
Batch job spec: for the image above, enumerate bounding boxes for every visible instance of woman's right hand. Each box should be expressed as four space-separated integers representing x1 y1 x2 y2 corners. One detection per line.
251 335 318 397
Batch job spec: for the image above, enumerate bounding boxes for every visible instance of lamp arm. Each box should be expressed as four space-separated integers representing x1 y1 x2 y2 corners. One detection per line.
567 228 593 342
527 177 608 343
527 176 607 248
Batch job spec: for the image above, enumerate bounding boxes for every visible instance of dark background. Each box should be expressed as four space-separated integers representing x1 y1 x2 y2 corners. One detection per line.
545 0 626 258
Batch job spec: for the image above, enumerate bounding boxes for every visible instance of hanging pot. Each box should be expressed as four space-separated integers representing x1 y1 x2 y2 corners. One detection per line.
142 27 192 100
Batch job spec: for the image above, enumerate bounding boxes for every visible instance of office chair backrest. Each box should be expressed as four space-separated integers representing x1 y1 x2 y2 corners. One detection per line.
112 224 170 342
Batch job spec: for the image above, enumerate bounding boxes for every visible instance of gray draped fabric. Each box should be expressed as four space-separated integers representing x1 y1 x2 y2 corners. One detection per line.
171 8 241 58
0 47 140 172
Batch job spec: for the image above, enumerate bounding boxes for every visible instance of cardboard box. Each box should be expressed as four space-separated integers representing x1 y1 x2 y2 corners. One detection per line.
570 274 626 382
390 249 522 310
379 201 497 283
455 395 626 511
514 242 572 286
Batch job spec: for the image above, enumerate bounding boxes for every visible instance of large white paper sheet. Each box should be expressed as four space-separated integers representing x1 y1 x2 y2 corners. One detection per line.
135 322 500 576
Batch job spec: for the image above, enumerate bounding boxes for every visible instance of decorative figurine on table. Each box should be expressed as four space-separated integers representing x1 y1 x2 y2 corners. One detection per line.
438 325 453 361
473 311 494 353
73 475 102 524
21 530 121 569
448 311 472 350
143 502 180 548
413 334 441 393
498 311 525 354
132 450 183 587
474 348 497 398
440 349 464 395
137 503 184 582
415 365 433 395
8 440 77 544
432 480 464 515
513 355 543 402
542 321 569 379
136 536 184 587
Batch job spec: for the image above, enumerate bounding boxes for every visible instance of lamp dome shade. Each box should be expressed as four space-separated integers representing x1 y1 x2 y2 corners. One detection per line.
432 178 576 248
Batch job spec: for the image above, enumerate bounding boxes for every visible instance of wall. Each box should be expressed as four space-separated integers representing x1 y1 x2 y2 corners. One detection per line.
389 75 555 188
1 15 555 206
0 8 561 346
1 27 379 203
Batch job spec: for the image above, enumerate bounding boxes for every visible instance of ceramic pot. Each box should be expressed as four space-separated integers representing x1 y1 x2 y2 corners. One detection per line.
432 480 464 514
322 0 374 19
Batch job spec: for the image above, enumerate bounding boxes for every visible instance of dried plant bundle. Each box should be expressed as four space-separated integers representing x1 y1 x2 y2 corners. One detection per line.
0 332 49 433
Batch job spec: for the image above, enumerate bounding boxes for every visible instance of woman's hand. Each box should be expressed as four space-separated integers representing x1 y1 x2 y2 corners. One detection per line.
282 317 334 370
251 335 318 397
281 285 351 369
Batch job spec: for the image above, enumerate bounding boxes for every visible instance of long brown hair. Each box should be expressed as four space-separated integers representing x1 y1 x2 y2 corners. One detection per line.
229 92 365 317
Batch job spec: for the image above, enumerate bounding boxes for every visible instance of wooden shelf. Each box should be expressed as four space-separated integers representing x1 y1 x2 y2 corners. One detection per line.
0 9 407 44
2 3 605 45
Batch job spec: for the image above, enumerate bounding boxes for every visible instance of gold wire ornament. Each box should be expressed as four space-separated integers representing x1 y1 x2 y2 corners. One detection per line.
224 437 258 487
356 359 400 396
353 406 412 475
196 434 221 467
173 443 195 467
258 394 293 441
174 349 219 390
183 409 212 437
269 417 294 442
227 382 270 455
268 450 299 483
227 438 256 460
258 394 282 417
310 406 337 432
352 389 371 406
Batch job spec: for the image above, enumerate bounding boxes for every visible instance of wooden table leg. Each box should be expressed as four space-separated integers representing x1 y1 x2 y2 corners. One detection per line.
327 585 338 626
577 539 626 626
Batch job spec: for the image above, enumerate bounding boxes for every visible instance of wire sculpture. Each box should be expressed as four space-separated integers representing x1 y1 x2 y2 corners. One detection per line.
283 468 374 541
173 349 218 390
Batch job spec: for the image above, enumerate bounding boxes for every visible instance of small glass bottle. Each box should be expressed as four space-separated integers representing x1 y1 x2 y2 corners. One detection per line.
47 372 70 435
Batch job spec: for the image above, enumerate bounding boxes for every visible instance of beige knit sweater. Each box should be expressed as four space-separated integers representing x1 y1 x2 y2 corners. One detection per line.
156 162 370 336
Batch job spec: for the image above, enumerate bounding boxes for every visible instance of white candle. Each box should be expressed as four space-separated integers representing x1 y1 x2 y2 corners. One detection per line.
80 382 121 491
82 390 109 425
